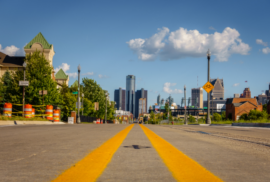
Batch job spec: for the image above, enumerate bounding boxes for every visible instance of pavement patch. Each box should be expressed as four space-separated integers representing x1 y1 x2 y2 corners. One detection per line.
52 124 134 182
140 124 223 182
123 145 151 149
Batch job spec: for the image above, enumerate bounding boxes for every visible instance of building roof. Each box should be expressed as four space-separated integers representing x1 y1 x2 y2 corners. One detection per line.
24 32 52 49
210 78 224 87
55 69 68 79
226 98 258 106
0 52 24 67
71 80 78 87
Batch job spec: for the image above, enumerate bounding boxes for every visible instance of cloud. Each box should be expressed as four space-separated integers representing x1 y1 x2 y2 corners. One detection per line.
262 47 270 54
127 27 250 62
54 63 70 73
209 26 216 30
83 72 94 76
98 74 109 78
163 82 183 94
67 72 78 78
233 83 239 87
256 39 267 46
0 44 25 56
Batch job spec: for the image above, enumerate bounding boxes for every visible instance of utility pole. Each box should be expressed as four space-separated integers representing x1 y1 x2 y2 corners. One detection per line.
184 85 187 125
22 62 27 117
77 65 81 124
105 91 108 124
207 49 211 124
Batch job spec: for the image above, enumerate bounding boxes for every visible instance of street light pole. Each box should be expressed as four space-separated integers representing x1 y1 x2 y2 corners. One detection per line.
77 64 81 124
207 49 211 124
184 85 187 125
105 92 108 124
22 62 27 117
82 93 84 116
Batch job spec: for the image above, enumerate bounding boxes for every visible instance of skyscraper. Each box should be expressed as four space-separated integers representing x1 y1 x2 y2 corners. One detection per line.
114 87 126 110
126 75 136 116
210 78 224 100
157 94 160 106
191 87 203 108
135 88 148 118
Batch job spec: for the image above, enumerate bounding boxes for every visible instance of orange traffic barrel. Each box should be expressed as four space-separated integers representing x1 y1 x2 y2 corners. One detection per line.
24 104 32 118
3 103 12 117
45 105 53 120
32 108 35 117
53 109 60 122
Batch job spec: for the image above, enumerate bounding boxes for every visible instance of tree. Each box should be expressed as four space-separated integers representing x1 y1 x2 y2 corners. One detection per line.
263 104 267 112
213 113 221 121
0 71 13 103
188 115 196 123
60 84 76 121
82 98 95 116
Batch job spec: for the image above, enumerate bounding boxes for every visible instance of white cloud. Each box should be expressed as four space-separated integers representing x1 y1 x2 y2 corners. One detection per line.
67 72 78 78
98 74 108 78
83 72 94 76
233 83 239 87
127 27 250 62
0 44 25 56
54 63 70 73
163 82 183 94
209 26 216 30
262 47 270 54
256 39 267 46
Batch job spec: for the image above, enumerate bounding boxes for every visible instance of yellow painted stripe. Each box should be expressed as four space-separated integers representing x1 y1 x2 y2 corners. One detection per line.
52 124 134 182
140 125 223 182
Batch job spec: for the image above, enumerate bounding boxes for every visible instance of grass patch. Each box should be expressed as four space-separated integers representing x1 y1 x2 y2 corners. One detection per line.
81 122 93 124
0 116 49 121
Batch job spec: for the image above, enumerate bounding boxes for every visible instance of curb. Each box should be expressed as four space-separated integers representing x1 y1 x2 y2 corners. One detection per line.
0 120 66 125
232 123 270 127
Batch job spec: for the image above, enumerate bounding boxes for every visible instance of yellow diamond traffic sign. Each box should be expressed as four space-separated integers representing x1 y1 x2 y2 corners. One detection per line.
203 81 214 93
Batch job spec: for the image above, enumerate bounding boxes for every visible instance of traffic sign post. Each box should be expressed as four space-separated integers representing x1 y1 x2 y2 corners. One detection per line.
72 91 78 94
19 81 29 86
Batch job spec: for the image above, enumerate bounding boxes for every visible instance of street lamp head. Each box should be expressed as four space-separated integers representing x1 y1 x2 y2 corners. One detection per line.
78 64 81 71
207 49 211 57
23 62 27 68
184 85 186 89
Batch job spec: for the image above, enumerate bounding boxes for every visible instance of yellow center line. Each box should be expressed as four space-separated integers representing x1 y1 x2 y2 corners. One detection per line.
140 125 223 182
52 124 134 182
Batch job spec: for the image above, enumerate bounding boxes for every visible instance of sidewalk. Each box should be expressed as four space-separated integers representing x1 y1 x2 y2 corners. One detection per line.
0 120 66 125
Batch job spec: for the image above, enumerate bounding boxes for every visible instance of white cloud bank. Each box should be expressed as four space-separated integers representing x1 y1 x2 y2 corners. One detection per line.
163 82 183 94
55 63 94 78
0 44 25 56
262 47 270 54
233 83 239 87
98 74 108 78
83 72 94 76
127 27 250 62
256 39 268 46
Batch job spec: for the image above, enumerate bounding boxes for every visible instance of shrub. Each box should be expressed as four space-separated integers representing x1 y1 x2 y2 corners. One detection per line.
213 113 221 121
188 115 196 123
240 110 269 120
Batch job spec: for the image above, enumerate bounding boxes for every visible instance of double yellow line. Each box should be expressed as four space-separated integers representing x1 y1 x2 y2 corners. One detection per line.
52 124 223 182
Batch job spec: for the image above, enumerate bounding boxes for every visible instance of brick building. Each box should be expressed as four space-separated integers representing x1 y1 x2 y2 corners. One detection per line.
240 88 251 98
226 98 263 121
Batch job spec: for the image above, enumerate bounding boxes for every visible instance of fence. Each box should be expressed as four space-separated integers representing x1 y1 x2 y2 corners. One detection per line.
149 108 226 117
77 115 114 123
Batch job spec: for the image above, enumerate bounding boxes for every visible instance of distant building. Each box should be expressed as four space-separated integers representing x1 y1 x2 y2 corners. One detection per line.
126 75 136 116
135 88 148 118
210 78 224 100
166 95 174 106
240 88 251 98
234 94 240 98
257 93 268 105
157 94 161 106
114 87 126 110
265 84 270 101
226 98 262 121
191 87 203 108
55 68 69 89
139 98 147 116
203 100 226 110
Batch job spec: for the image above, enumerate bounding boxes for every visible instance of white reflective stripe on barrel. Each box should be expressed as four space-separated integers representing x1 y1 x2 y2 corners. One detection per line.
46 109 53 112
24 108 32 111
3 108 12 111
53 113 60 116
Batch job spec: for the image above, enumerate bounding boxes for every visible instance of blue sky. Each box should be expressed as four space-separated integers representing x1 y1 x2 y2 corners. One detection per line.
1 0 270 106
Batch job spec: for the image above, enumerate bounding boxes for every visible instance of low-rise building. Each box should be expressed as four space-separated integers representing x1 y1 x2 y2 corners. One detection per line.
55 68 69 88
226 98 263 121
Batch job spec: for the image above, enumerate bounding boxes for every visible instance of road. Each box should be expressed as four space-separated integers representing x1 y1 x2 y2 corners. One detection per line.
1 124 270 182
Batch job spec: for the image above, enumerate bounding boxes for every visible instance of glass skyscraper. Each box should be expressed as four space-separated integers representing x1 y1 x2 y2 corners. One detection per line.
126 75 136 117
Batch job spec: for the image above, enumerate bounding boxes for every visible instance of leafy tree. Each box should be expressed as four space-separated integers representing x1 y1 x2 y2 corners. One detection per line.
213 113 221 121
0 71 13 103
82 98 95 116
263 104 267 112
221 111 226 120
59 84 76 121
239 113 248 120
188 115 196 123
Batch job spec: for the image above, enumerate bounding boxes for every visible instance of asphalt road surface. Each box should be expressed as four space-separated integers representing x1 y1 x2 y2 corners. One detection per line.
1 124 270 182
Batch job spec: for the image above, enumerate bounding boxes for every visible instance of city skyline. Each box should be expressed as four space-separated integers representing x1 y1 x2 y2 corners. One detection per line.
1 0 270 107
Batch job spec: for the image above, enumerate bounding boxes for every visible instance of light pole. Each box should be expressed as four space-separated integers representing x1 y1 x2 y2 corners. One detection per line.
207 49 211 124
22 62 27 117
105 92 108 124
82 93 84 116
184 85 187 125
167 99 170 125
77 64 81 124
211 92 213 117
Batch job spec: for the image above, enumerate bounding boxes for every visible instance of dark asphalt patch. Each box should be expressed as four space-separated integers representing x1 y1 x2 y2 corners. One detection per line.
123 145 151 149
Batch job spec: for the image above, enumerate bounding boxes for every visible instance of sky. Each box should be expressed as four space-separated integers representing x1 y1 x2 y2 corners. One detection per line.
1 0 270 107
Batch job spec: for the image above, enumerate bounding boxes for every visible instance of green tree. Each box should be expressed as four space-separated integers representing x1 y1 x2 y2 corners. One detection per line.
221 111 226 120
188 115 196 123
82 98 95 116
213 113 221 121
59 84 76 121
263 104 267 112
0 71 13 103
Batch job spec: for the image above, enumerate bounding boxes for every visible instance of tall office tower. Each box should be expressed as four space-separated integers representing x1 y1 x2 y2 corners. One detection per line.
240 88 251 98
157 94 161 106
126 75 136 117
167 95 174 106
135 88 148 118
161 98 165 105
191 87 203 108
210 78 224 100
139 98 147 116
114 87 126 110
